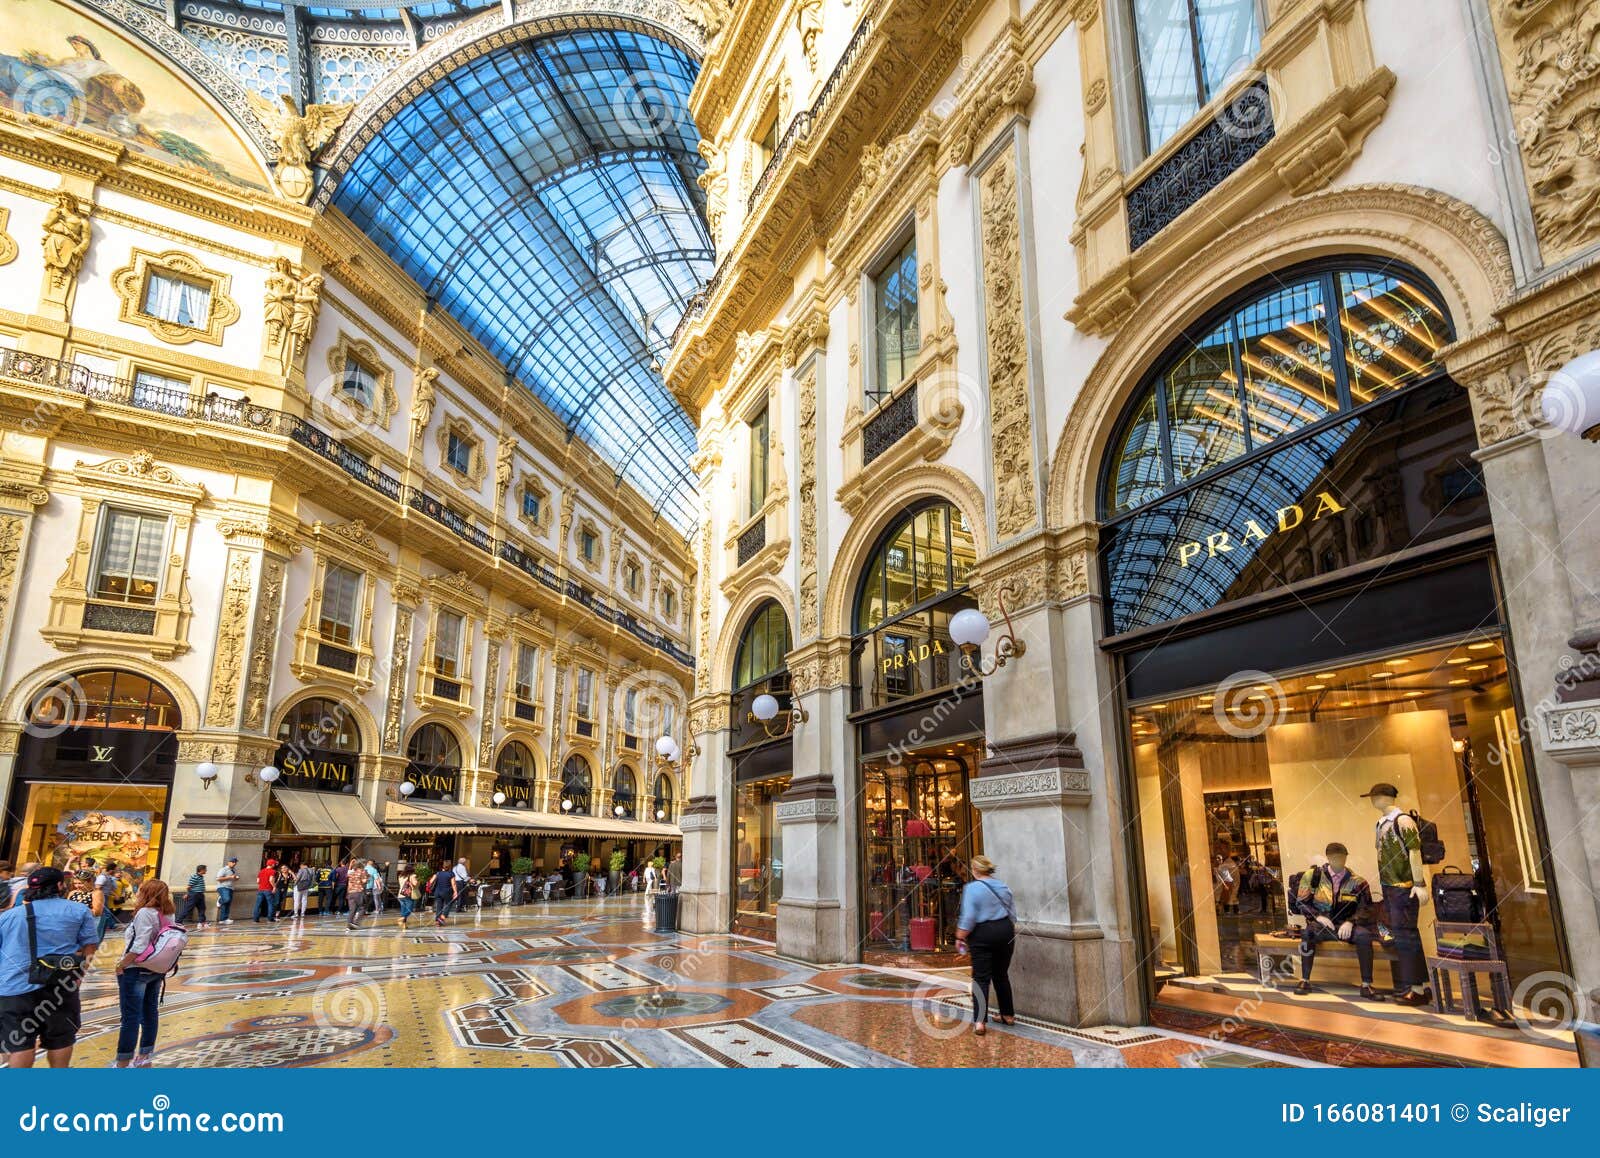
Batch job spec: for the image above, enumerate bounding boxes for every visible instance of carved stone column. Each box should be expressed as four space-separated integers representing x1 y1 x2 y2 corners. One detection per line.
382 578 420 755
0 479 49 827
677 695 729 934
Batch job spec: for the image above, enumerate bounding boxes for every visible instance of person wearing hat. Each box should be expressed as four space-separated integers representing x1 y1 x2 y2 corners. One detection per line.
1291 842 1383 1000
253 858 280 923
0 867 101 1067
1364 782 1432 1006
215 857 240 924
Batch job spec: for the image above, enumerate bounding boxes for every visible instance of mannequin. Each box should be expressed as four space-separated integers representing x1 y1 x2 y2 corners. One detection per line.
1292 842 1383 1000
1363 782 1432 1006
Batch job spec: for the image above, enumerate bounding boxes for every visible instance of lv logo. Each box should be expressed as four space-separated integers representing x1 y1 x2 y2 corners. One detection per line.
90 745 114 762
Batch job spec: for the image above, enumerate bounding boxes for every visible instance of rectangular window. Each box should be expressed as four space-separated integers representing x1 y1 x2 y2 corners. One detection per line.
872 235 919 399
141 271 211 327
748 407 770 519
132 369 189 412
318 565 362 646
754 112 778 173
446 432 472 474
340 358 376 406
514 642 538 701
575 667 594 719
434 611 464 677
663 588 676 618
1131 0 1262 155
661 700 676 737
522 488 541 521
624 689 638 734
93 509 167 605
580 530 596 561
625 561 641 596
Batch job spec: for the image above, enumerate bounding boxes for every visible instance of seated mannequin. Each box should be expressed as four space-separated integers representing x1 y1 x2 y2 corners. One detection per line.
1292 841 1384 1001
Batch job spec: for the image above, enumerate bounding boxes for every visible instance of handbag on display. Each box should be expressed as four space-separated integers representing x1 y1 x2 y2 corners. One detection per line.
1430 866 1482 923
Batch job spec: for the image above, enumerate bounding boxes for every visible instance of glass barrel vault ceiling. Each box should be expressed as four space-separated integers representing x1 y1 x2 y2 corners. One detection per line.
332 30 711 533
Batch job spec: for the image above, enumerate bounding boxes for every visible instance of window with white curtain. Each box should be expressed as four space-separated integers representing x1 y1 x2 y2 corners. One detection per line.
93 509 167 604
132 369 189 411
141 271 212 327
434 611 464 676
318 565 362 645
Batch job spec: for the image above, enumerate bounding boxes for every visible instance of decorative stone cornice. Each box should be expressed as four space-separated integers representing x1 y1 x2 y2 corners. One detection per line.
782 305 831 368
942 33 1034 169
974 733 1090 809
218 514 303 557
72 451 207 502
776 796 839 823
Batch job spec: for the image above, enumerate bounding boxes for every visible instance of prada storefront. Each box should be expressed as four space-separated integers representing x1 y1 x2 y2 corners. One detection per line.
1103 261 1572 1064
728 600 792 939
851 501 983 958
3 670 178 876
267 697 382 872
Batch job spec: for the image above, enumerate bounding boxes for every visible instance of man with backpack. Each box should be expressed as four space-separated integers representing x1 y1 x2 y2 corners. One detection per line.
175 865 209 929
0 867 101 1068
1364 782 1436 1006
291 862 315 920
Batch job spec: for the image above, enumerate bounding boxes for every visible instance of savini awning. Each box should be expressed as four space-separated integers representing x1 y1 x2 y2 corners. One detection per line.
274 788 384 838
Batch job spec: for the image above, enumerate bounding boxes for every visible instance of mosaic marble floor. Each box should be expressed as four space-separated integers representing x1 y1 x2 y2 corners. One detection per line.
33 898 1315 1069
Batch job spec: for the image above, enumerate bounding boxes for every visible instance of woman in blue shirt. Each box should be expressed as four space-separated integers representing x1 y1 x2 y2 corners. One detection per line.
955 855 1016 1035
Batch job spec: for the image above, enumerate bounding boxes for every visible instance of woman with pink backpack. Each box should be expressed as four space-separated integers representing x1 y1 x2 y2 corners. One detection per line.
111 880 188 1068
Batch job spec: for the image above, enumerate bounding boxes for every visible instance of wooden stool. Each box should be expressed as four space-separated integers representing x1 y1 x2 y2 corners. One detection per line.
1427 922 1512 1016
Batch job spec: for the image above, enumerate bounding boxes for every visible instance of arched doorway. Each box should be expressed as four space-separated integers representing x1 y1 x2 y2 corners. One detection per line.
728 599 793 935
559 754 592 816
267 696 370 876
4 670 180 876
851 500 983 956
405 724 462 802
493 740 537 808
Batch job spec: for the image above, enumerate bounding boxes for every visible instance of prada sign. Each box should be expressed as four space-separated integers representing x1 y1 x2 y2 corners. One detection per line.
277 747 358 793
1175 492 1348 567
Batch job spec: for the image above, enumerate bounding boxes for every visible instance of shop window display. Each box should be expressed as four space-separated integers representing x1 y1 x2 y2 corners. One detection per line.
1132 637 1566 1049
734 774 786 919
728 600 794 927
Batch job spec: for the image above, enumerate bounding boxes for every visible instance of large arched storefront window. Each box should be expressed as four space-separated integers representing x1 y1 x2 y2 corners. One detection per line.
1100 260 1565 1061
653 771 675 823
4 670 180 875
560 754 593 816
728 600 794 932
274 697 361 792
405 724 462 802
851 501 983 956
611 765 637 819
493 741 537 808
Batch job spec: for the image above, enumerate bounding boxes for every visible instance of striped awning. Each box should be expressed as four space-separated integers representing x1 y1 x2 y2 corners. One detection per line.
382 800 680 841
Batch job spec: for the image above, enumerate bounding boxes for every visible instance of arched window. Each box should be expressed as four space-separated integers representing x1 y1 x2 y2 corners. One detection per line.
612 764 637 818
405 723 462 801
851 501 978 707
1102 261 1454 518
30 670 180 731
653 772 674 822
560 754 592 815
276 697 360 754
733 600 791 691
496 740 536 782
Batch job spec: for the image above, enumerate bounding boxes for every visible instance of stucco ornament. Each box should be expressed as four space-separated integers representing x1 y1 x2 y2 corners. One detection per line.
247 93 354 204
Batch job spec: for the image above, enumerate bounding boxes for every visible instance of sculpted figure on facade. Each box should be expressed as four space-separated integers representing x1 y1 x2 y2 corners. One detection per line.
410 368 438 447
697 139 728 249
288 273 324 361
797 0 824 69
247 93 355 204
41 192 89 290
264 257 298 359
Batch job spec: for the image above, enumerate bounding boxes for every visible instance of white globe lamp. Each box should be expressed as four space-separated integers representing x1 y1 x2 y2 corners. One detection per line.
949 607 991 649
751 693 779 722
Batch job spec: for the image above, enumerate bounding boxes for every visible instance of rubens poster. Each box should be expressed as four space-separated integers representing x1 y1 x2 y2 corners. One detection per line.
0 0 268 189
50 809 155 871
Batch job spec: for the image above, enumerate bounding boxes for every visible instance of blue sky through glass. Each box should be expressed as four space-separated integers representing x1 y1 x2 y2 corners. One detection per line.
333 28 710 533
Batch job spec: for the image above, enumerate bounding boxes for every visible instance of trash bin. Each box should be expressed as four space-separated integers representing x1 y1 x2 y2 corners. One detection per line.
654 891 679 933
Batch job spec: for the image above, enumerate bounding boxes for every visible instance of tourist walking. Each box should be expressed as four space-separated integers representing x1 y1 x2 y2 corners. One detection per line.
346 860 368 929
366 859 384 916
450 858 470 915
92 862 117 940
253 859 279 923
955 855 1017 1035
431 860 457 925
175 865 209 928
113 879 180 1067
274 862 294 916
215 858 240 924
330 859 349 916
0 867 101 1068
397 864 419 930
291 862 314 920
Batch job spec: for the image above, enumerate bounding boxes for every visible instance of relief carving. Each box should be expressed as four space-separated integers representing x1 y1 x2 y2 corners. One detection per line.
41 192 89 293
978 149 1039 539
241 556 285 732
382 606 414 753
205 551 256 728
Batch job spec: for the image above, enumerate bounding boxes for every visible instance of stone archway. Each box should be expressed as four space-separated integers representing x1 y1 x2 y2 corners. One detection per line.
713 576 797 695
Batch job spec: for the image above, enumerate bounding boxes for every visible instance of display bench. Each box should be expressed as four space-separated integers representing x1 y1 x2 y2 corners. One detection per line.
1254 931 1401 990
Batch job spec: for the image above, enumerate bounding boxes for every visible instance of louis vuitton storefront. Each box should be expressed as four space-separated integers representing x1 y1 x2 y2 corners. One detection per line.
1102 261 1574 1063
2 670 180 876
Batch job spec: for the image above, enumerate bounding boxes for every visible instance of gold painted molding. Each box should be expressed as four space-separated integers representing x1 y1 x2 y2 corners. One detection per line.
109 249 242 347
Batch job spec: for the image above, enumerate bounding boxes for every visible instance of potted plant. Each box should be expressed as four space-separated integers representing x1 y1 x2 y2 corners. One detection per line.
572 852 591 897
608 848 627 894
510 856 535 905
